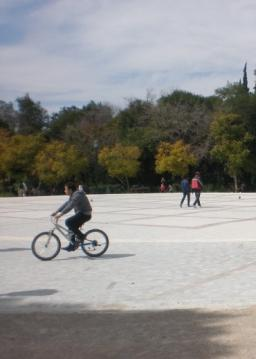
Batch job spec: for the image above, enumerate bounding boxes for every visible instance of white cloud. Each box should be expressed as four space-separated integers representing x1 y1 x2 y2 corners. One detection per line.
1 0 256 112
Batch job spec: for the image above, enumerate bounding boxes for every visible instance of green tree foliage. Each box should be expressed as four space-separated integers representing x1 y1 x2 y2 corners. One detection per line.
210 113 252 191
0 133 45 184
154 91 216 159
0 129 11 175
0 100 18 132
155 140 197 178
158 90 218 109
35 141 88 186
49 101 113 142
49 106 84 139
98 144 141 190
64 103 114 149
215 81 250 116
16 94 49 134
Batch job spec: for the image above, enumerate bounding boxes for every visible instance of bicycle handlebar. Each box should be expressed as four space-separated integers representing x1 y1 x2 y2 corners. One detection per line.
50 215 58 225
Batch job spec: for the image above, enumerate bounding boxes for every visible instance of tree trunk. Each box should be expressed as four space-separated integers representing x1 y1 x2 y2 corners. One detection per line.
233 175 238 192
125 176 130 192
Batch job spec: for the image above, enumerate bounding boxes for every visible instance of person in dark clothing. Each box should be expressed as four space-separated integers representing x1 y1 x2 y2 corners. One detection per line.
52 182 92 251
191 172 203 207
180 177 191 207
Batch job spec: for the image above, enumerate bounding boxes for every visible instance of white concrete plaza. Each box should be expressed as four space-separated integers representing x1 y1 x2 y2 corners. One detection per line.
1 192 256 312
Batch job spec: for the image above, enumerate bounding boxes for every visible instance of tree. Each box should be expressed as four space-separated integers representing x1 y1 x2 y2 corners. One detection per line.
35 141 88 186
254 69 256 94
0 100 18 132
48 106 84 139
242 62 249 93
155 140 197 178
49 102 113 141
16 94 49 134
154 91 216 159
0 133 44 186
210 113 252 191
0 128 11 174
98 144 141 190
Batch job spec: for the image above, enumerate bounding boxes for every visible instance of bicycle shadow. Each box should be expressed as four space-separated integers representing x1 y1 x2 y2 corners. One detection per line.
56 253 136 261
0 248 30 252
0 289 58 297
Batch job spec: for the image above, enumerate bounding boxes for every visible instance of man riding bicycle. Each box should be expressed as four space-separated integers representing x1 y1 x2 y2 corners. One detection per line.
52 182 92 251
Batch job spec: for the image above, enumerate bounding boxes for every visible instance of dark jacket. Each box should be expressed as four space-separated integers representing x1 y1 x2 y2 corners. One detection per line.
181 179 190 192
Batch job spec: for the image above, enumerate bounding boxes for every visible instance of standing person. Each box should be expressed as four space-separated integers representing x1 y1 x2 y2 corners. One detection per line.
160 177 167 192
51 182 92 251
22 182 28 196
191 172 203 207
168 183 173 192
180 177 191 207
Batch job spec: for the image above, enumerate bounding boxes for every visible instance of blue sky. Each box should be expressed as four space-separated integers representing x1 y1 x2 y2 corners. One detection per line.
1 0 256 113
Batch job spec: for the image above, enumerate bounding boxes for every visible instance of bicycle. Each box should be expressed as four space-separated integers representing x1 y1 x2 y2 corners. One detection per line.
31 217 109 261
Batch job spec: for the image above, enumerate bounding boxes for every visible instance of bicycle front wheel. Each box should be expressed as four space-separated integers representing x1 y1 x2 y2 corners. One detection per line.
81 229 109 257
32 231 61 261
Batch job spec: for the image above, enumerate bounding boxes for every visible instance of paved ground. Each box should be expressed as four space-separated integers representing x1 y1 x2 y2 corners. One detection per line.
1 192 256 358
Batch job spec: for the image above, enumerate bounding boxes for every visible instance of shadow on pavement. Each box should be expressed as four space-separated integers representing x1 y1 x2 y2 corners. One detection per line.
0 247 30 252
0 302 237 359
94 253 136 259
0 289 58 297
56 253 135 261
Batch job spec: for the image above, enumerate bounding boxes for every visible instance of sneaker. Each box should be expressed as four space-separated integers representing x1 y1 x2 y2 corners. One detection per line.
73 240 80 250
62 243 76 251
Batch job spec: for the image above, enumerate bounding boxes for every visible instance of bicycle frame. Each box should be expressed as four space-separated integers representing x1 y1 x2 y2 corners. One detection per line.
51 222 70 242
50 218 88 244
49 216 74 243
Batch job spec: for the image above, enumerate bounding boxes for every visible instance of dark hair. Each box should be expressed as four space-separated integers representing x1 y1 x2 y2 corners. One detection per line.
195 171 200 176
65 182 76 192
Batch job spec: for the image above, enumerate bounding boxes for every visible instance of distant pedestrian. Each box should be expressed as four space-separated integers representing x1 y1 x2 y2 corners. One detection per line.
22 182 28 196
180 177 191 207
238 183 245 199
191 172 203 207
168 183 173 192
160 177 168 192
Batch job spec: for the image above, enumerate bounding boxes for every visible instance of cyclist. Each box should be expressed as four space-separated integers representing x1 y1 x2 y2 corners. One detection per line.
51 182 92 251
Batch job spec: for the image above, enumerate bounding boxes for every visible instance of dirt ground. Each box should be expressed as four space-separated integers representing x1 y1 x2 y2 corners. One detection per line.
1 306 256 359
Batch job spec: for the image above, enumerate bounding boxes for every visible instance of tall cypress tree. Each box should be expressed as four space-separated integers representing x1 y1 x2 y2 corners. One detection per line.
254 69 256 94
242 62 249 92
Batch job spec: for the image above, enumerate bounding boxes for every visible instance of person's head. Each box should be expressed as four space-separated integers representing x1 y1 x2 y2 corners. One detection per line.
195 171 200 178
64 182 76 195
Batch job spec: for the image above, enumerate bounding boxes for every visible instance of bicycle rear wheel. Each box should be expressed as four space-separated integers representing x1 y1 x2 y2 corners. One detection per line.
32 231 61 261
81 229 109 257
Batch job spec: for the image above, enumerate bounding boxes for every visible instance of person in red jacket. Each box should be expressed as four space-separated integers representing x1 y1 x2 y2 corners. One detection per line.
191 172 203 207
